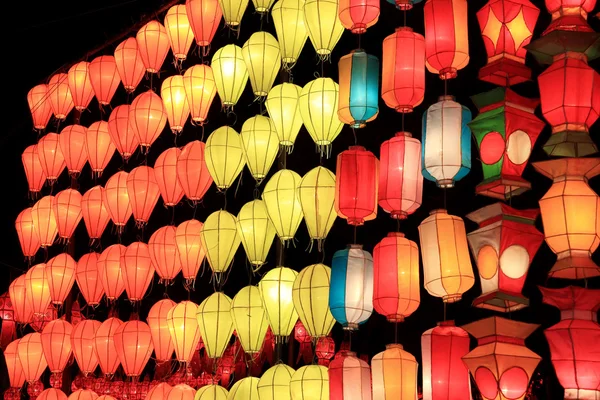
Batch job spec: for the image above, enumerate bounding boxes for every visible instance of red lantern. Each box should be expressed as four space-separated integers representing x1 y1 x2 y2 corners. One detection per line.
94 317 123 377
68 62 94 112
147 299 176 362
155 148 184 207
16 207 41 261
54 189 82 242
45 253 77 305
5 339 26 388
22 145 46 195
129 91 168 152
175 219 205 285
81 186 110 242
76 253 104 306
27 84 53 131
37 133 66 183
329 350 371 400
294 320 313 365
25 264 52 317
127 166 161 227
335 146 378 226
41 319 73 374
122 242 156 302
114 37 145 93
338 0 379 33
136 21 170 74
177 140 213 203
89 56 121 106
103 171 133 231
48 73 74 120
72 320 102 376
113 321 154 377
31 195 58 248
149 226 182 284
97 244 126 301
315 336 335 367
108 105 139 161
185 0 222 49
59 125 88 176
9 275 33 324
86 121 116 178
543 0 596 33
17 332 47 383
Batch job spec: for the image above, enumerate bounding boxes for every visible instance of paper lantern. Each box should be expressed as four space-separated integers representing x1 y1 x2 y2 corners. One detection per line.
421 321 471 400
122 242 155 302
258 364 295 400
81 186 110 242
205 126 246 189
164 5 194 61
16 207 41 260
48 73 74 120
17 332 47 383
469 88 544 200
211 45 248 110
418 209 474 303
540 286 600 400
240 115 279 182
103 171 133 231
338 50 379 128
25 263 51 316
97 244 126 301
218 0 249 27
86 121 116 178
149 225 182 283
372 344 417 400
114 37 145 93
292 264 335 338
262 169 304 242
67 62 94 111
45 253 76 305
40 319 72 374
231 285 269 354
108 105 139 161
22 145 46 195
147 298 176 361
329 351 371 400
175 219 206 285
228 377 260 400
167 301 201 362
94 317 122 377
127 166 161 227
5 339 26 388
422 96 472 188
182 65 217 125
37 133 66 183
177 140 214 203
136 21 170 73
299 78 344 155
27 84 53 131
335 146 378 226
330 245 373 330
53 189 82 242
39 389 68 400
68 391 98 400
31 196 58 248
113 321 154 377
542 0 596 33
236 200 276 268
9 275 32 324
304 0 344 59
185 0 222 48
154 147 184 207
466 203 544 312
462 317 541 400
130 91 168 151
271 0 308 69
196 292 234 358
338 0 378 33
59 125 88 176
423 0 469 79
71 319 102 375
265 83 303 150
533 158 600 279
258 267 299 340
201 210 241 277
242 32 281 97
89 56 121 105
290 365 329 400
148 383 173 400
76 253 104 306
196 385 229 400
167 385 195 400
161 76 190 134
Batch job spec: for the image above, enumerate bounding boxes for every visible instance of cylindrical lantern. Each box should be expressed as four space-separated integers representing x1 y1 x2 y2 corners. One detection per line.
258 267 299 340
37 133 66 183
196 385 228 400
113 321 154 377
114 37 145 93
58 125 88 176
236 200 276 268
161 76 190 134
71 320 102 375
262 169 304 243
290 365 329 400
9 275 33 324
329 351 371 400
25 263 51 316
5 339 26 388
230 285 269 354
147 298 176 362
127 166 161 227
211 45 248 110
164 5 194 61
265 83 304 149
149 225 182 284
218 0 249 27
418 209 474 303
175 219 206 285
67 62 94 111
154 147 184 206
258 364 295 400
31 195 58 248
338 50 379 128
94 317 122 377
205 126 246 190
122 242 155 302
338 0 379 33
22 145 46 195
242 32 281 97
201 210 241 276
240 115 279 182
53 189 82 241
228 377 260 400
17 332 47 383
45 253 76 305
81 186 110 242
182 65 217 125
424 0 469 79
271 0 308 69
185 0 222 48
167 301 201 362
136 21 170 73
330 245 373 330
48 73 74 120
130 91 168 152
108 105 139 161
76 253 104 306
86 121 116 177
304 0 344 59
292 264 335 338
335 146 378 226
27 84 53 131
97 244 126 301
103 171 133 230
41 319 73 374
196 292 234 358
372 344 418 400
177 140 214 203
16 207 41 260
89 56 121 105
422 96 472 188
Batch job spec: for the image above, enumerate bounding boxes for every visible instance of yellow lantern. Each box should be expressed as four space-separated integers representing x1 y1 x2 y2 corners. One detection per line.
258 364 295 400
166 301 202 362
252 0 276 12
258 267 299 340
183 65 217 126
164 5 194 61
161 75 190 134
372 344 418 400
265 83 304 151
418 209 475 303
195 385 229 400
290 365 329 400
262 169 304 244
205 126 246 190
303 0 344 60
292 264 335 338
240 115 279 182
196 292 234 359
201 210 241 277
242 32 281 98
230 286 269 354
297 166 336 250
271 0 308 69
211 45 248 110
236 200 277 268
299 78 343 156
228 377 260 400
218 0 249 28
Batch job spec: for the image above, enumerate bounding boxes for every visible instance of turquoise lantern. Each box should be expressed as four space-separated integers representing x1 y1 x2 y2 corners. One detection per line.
338 50 379 129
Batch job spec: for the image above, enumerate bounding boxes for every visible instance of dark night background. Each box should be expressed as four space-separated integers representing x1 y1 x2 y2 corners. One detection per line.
1 0 599 398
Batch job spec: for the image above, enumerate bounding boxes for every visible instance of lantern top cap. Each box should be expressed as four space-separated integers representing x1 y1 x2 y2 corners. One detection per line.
387 232 405 238
348 145 366 151
533 158 600 180
347 244 363 250
462 316 539 340
539 285 600 312
438 95 455 102
395 26 413 33
385 343 403 350
394 131 413 138
466 203 539 225
338 350 357 356
429 208 448 216
437 320 456 327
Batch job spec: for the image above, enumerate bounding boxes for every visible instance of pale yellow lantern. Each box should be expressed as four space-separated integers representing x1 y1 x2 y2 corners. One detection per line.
218 0 249 28
230 286 269 354
196 292 234 359
252 0 276 13
299 78 343 156
228 377 260 400
205 126 246 190
211 45 248 110
164 5 194 61
166 301 202 362
201 210 241 277
161 75 190 134
292 264 335 338
240 115 279 182
236 200 277 268
271 0 308 69
242 32 281 98
303 0 344 60
195 385 229 400
258 364 295 400
258 267 299 340
265 83 304 150
183 65 217 125
262 169 304 244
297 166 336 250
290 365 329 400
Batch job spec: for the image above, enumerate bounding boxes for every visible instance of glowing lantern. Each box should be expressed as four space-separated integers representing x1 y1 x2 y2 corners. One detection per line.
338 50 379 128
89 56 121 105
81 186 110 242
164 5 194 61
299 78 344 155
167 301 201 362
37 133 66 183
25 263 51 316
196 385 228 400
242 32 281 98
329 351 371 400
71 319 102 375
53 189 82 241
185 0 222 49
22 145 46 195
39 390 68 400
231 286 269 354
542 0 596 33
175 219 206 285
201 210 241 277
149 225 182 283
31 196 58 248
292 264 335 338
228 377 260 399
147 298 176 361
258 364 295 400
304 0 344 59
122 242 155 301
211 45 248 110
97 244 126 301
28 84 53 131
265 83 303 150
41 319 73 374
68 391 98 400
236 200 276 268
240 115 279 182
205 126 246 189
59 125 88 176
421 321 471 400
17 332 47 383
127 166 160 227
263 169 304 243
148 382 173 400
161 76 190 134
469 88 544 199
167 385 195 400
387 0 422 9
5 339 26 388
136 21 170 73
533 158 600 279
177 140 214 203
45 253 76 305
418 209 474 303
422 96 472 188
114 37 145 93
258 267 299 340
466 203 543 312
335 146 378 226
372 344 417 400
290 365 329 400
113 321 154 377
103 171 133 230
76 253 104 306
130 91 168 151
218 0 249 27
86 121 115 177
196 292 233 358
330 245 373 330
48 73 74 120
9 275 32 324
67 62 94 111
271 0 308 69
182 65 217 125
338 0 378 33
155 147 184 206
423 0 469 79
381 27 425 113
462 317 541 400
541 286 600 400
16 207 41 260
94 317 122 377
108 105 139 161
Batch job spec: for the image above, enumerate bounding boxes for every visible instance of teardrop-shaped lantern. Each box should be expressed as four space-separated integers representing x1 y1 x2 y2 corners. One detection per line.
218 0 249 28
17 332 48 383
149 225 182 284
236 200 276 268
167 385 196 400
167 301 202 362
127 166 161 227
67 62 94 111
122 242 155 302
258 364 295 400
5 339 26 388
265 83 303 150
76 253 104 306
292 264 335 338
71 320 102 375
113 321 154 377
59 125 88 176
114 38 145 93
97 244 126 301
228 377 260 400
53 189 82 241
37 133 66 183
231 286 269 354
271 0 308 70
186 0 222 49
147 299 176 362
108 105 139 161
94 317 122 377
182 65 217 125
177 140 214 203
161 75 190 134
175 219 206 285
205 126 246 189
195 385 228 400
22 145 46 195
262 169 304 243
240 115 279 182
339 0 379 33
211 45 248 111
304 0 344 60
290 365 329 400
258 267 299 340
86 121 116 178
130 91 168 152
48 73 74 120
89 56 121 106
164 5 194 61
25 263 51 316
155 147 184 206
196 292 234 359
28 84 53 131
136 21 171 73
242 32 281 98
9 275 33 324
41 319 73 373
45 253 76 305
81 186 110 242
147 383 173 400
31 195 58 248
103 171 133 231
338 50 379 128
16 207 41 261
201 210 241 276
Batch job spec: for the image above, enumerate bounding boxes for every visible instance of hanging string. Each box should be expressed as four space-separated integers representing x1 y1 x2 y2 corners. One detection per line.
443 302 447 321
353 225 357 244
401 113 405 132
444 78 448 97
352 127 357 145
403 10 407 27
394 322 398 344
443 188 447 210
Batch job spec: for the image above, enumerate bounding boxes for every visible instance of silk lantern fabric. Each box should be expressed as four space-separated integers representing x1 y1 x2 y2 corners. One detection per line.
329 351 372 400
371 344 418 400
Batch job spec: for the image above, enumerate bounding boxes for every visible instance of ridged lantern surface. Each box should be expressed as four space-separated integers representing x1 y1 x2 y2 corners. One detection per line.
53 189 82 241
67 62 94 111
164 5 194 61
147 298 176 362
94 317 122 377
9 275 33 324
97 244 126 301
81 186 111 241
211 45 248 110
196 385 228 400
236 200 276 268
127 166 161 227
175 219 206 285
108 105 139 161
5 339 26 388
205 126 246 189
304 0 344 59
32 196 58 248
154 147 185 206
186 0 222 48
71 320 102 375
25 263 52 316
258 266 299 340
48 73 74 120
290 365 329 400
240 115 279 182
59 125 87 176
338 0 379 33
218 0 249 27
161 75 191 134
22 144 46 195
292 264 335 338
196 292 234 359
76 253 104 306
177 140 214 203
182 65 217 125
242 32 282 97
136 21 170 73
265 83 304 149
230 285 269 354
338 50 379 129
16 207 41 260
258 364 295 400
262 169 304 243
45 253 76 305
201 210 241 276
37 133 66 183
89 55 121 105
149 225 183 283
28 84 53 131
167 301 201 362
87 121 115 175
271 0 308 69
122 242 155 301
372 344 418 400
114 37 145 93
17 332 48 383
129 91 168 151
113 321 154 377
103 171 133 230
41 319 73 374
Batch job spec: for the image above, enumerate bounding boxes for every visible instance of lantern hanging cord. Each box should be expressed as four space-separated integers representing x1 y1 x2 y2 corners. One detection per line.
394 322 398 344
353 225 357 244
444 79 448 96
403 9 407 27
352 127 357 145
443 301 447 321
397 218 401 232
401 113 405 132
443 187 447 210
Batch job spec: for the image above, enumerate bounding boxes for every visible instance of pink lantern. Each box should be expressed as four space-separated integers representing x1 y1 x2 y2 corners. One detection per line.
329 350 371 400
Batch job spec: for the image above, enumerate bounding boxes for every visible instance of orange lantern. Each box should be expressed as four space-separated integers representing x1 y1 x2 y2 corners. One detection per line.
45 253 76 305
59 125 88 176
31 195 58 248
71 319 102 375
130 91 168 152
177 140 214 203
339 0 379 33
16 207 41 261
185 0 222 50
108 105 139 161
9 275 33 324
68 390 99 400
22 145 46 195
53 189 82 242
103 171 133 231
67 62 94 111
5 339 26 388
136 21 171 73
166 385 195 400
182 65 217 125
48 73 74 120
27 84 53 131
122 242 156 302
37 133 66 183
17 332 47 383
149 225 182 284
41 319 73 374
164 5 194 61
147 383 173 400
89 56 121 105
175 219 206 285
81 186 110 242
86 121 116 178
113 321 154 377
147 298 176 361
97 244 126 301
114 37 145 93
25 263 51 316
94 317 123 377
76 253 105 306
372 343 418 400
155 147 184 206
39 389 68 400
127 166 161 227
166 301 201 362
161 75 191 134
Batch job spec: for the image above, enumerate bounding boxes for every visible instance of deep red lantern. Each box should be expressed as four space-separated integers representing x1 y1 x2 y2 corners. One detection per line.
329 350 371 400
315 336 336 367
543 0 596 33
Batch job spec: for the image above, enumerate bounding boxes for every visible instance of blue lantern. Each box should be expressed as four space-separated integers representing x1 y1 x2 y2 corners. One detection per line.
338 50 379 129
